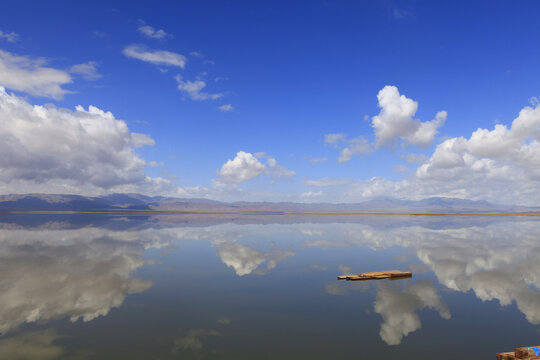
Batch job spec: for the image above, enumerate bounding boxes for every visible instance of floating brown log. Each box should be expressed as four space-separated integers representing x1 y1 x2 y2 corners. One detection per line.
515 346 540 359
337 270 412 281
496 352 515 360
389 273 412 280
496 346 540 360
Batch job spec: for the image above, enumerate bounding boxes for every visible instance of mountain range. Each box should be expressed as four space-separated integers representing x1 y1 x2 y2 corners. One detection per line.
0 193 537 213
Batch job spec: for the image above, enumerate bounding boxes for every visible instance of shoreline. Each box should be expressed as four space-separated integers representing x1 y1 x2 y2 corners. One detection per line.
1 211 540 216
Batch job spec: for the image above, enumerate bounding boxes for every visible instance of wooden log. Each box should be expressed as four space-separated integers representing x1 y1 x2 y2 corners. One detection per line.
344 275 382 281
496 352 515 360
389 274 412 280
337 270 412 281
389 272 413 278
358 270 403 276
515 346 540 359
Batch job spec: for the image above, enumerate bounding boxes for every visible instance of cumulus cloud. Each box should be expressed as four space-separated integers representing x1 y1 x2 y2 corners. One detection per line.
219 104 233 112
216 151 295 185
216 151 266 184
69 61 101 81
0 88 158 192
138 25 169 39
400 153 428 164
414 101 540 203
123 44 186 68
304 100 540 205
372 86 446 148
0 30 19 43
324 86 444 163
0 49 72 99
175 74 223 100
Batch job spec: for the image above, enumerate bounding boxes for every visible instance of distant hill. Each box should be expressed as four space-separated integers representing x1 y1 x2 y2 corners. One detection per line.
0 193 536 213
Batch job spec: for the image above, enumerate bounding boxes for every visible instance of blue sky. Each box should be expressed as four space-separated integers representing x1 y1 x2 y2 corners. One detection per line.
1 0 540 204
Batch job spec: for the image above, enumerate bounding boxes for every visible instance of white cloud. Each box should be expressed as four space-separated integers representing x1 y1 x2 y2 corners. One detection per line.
137 25 169 39
309 157 327 164
0 88 158 191
190 51 204 58
324 133 347 145
69 61 101 81
413 102 540 204
338 136 372 163
216 151 266 184
393 164 408 172
219 104 233 112
216 151 295 185
325 86 443 163
300 191 322 199
123 44 186 68
0 49 72 99
325 133 372 162
372 86 446 147
148 161 164 167
0 30 19 43
175 74 223 100
303 100 540 205
265 155 296 178
401 153 428 164
303 178 352 187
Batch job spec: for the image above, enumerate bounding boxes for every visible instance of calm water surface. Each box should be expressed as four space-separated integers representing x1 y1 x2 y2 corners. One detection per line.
0 214 539 359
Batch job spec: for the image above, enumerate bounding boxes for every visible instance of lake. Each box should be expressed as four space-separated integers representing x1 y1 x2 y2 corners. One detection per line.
0 214 539 359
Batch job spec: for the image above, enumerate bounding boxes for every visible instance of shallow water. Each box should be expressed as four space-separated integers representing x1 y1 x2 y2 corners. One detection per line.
0 214 539 359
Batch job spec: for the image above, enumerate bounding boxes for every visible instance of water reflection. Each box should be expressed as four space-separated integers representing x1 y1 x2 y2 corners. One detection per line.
0 215 538 356
0 329 64 360
374 280 451 345
172 329 221 354
302 219 540 327
216 242 295 276
0 228 152 334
